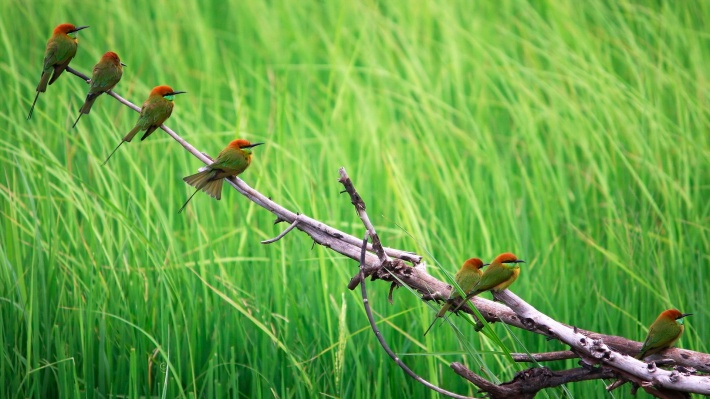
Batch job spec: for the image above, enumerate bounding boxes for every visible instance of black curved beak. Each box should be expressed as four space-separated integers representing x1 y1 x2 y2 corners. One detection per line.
245 142 265 149
120 62 127 67
71 26 89 33
679 313 693 319
168 91 187 96
482 263 491 267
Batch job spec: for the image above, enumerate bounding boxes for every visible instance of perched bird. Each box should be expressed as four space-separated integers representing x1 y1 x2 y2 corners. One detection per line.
27 23 89 119
103 85 186 164
637 309 692 359
451 252 524 312
178 139 264 213
423 258 488 336
72 51 125 128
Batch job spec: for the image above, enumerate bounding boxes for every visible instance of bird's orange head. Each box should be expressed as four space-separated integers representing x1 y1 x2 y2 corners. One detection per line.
53 23 89 36
228 139 265 150
150 85 186 99
462 258 489 270
493 252 525 265
661 309 692 322
102 51 126 67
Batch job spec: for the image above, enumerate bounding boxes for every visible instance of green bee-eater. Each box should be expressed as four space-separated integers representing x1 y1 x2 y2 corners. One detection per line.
72 51 125 128
178 139 264 213
28 23 89 119
423 258 488 336
451 252 524 313
637 309 691 359
103 85 186 164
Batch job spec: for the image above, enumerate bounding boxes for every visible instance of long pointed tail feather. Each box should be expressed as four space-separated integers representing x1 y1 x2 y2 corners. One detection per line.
103 141 125 165
37 70 51 93
123 124 143 143
178 188 200 213
27 91 41 120
183 170 224 199
72 112 83 128
79 93 100 115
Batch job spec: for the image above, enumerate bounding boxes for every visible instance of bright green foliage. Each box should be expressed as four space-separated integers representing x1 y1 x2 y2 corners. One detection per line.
1 1 709 398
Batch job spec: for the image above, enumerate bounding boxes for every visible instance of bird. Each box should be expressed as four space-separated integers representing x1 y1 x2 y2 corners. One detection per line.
423 258 488 336
637 309 692 360
27 23 89 120
451 252 524 313
103 85 186 164
178 139 264 213
72 51 125 128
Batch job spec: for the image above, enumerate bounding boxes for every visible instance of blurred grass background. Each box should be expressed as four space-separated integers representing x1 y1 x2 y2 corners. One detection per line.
1 0 708 397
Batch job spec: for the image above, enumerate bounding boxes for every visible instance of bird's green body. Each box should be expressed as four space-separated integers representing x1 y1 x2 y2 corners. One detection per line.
450 252 524 313
637 309 691 359
467 252 523 298
178 139 264 213
28 23 88 119
73 51 124 127
127 88 179 142
103 85 185 164
423 258 487 336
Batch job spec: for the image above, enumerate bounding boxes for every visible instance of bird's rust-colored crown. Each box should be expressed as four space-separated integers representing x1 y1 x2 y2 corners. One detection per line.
494 252 524 264
102 51 121 62
462 258 486 270
150 85 176 97
54 23 79 35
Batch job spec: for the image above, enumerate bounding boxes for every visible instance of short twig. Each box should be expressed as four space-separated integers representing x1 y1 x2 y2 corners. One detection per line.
261 219 300 244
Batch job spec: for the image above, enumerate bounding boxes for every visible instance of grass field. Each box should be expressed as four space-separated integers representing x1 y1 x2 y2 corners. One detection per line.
1 0 709 398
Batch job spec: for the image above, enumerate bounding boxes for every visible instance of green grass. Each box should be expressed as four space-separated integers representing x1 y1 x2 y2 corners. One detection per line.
1 0 709 398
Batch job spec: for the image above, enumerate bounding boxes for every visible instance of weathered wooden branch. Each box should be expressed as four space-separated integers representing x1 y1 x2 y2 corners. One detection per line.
61 67 709 397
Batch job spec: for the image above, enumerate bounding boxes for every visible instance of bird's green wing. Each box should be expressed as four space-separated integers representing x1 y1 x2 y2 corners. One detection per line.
44 37 74 69
640 322 680 355
89 64 121 93
473 265 513 293
455 271 481 297
137 98 172 129
212 149 248 173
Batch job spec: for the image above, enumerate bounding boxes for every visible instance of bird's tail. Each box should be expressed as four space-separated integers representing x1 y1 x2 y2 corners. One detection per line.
436 302 452 318
450 293 476 313
140 126 159 141
183 170 223 200
103 141 125 165
123 124 143 143
423 303 453 336
72 112 83 128
79 93 100 115
27 91 41 120
47 65 67 86
36 70 52 93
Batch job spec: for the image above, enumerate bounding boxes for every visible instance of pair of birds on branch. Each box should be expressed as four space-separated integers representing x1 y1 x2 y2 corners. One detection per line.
427 253 691 361
27 23 263 213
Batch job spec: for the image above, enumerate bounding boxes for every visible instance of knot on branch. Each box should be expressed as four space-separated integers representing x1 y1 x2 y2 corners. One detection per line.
504 367 555 388
588 339 614 360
